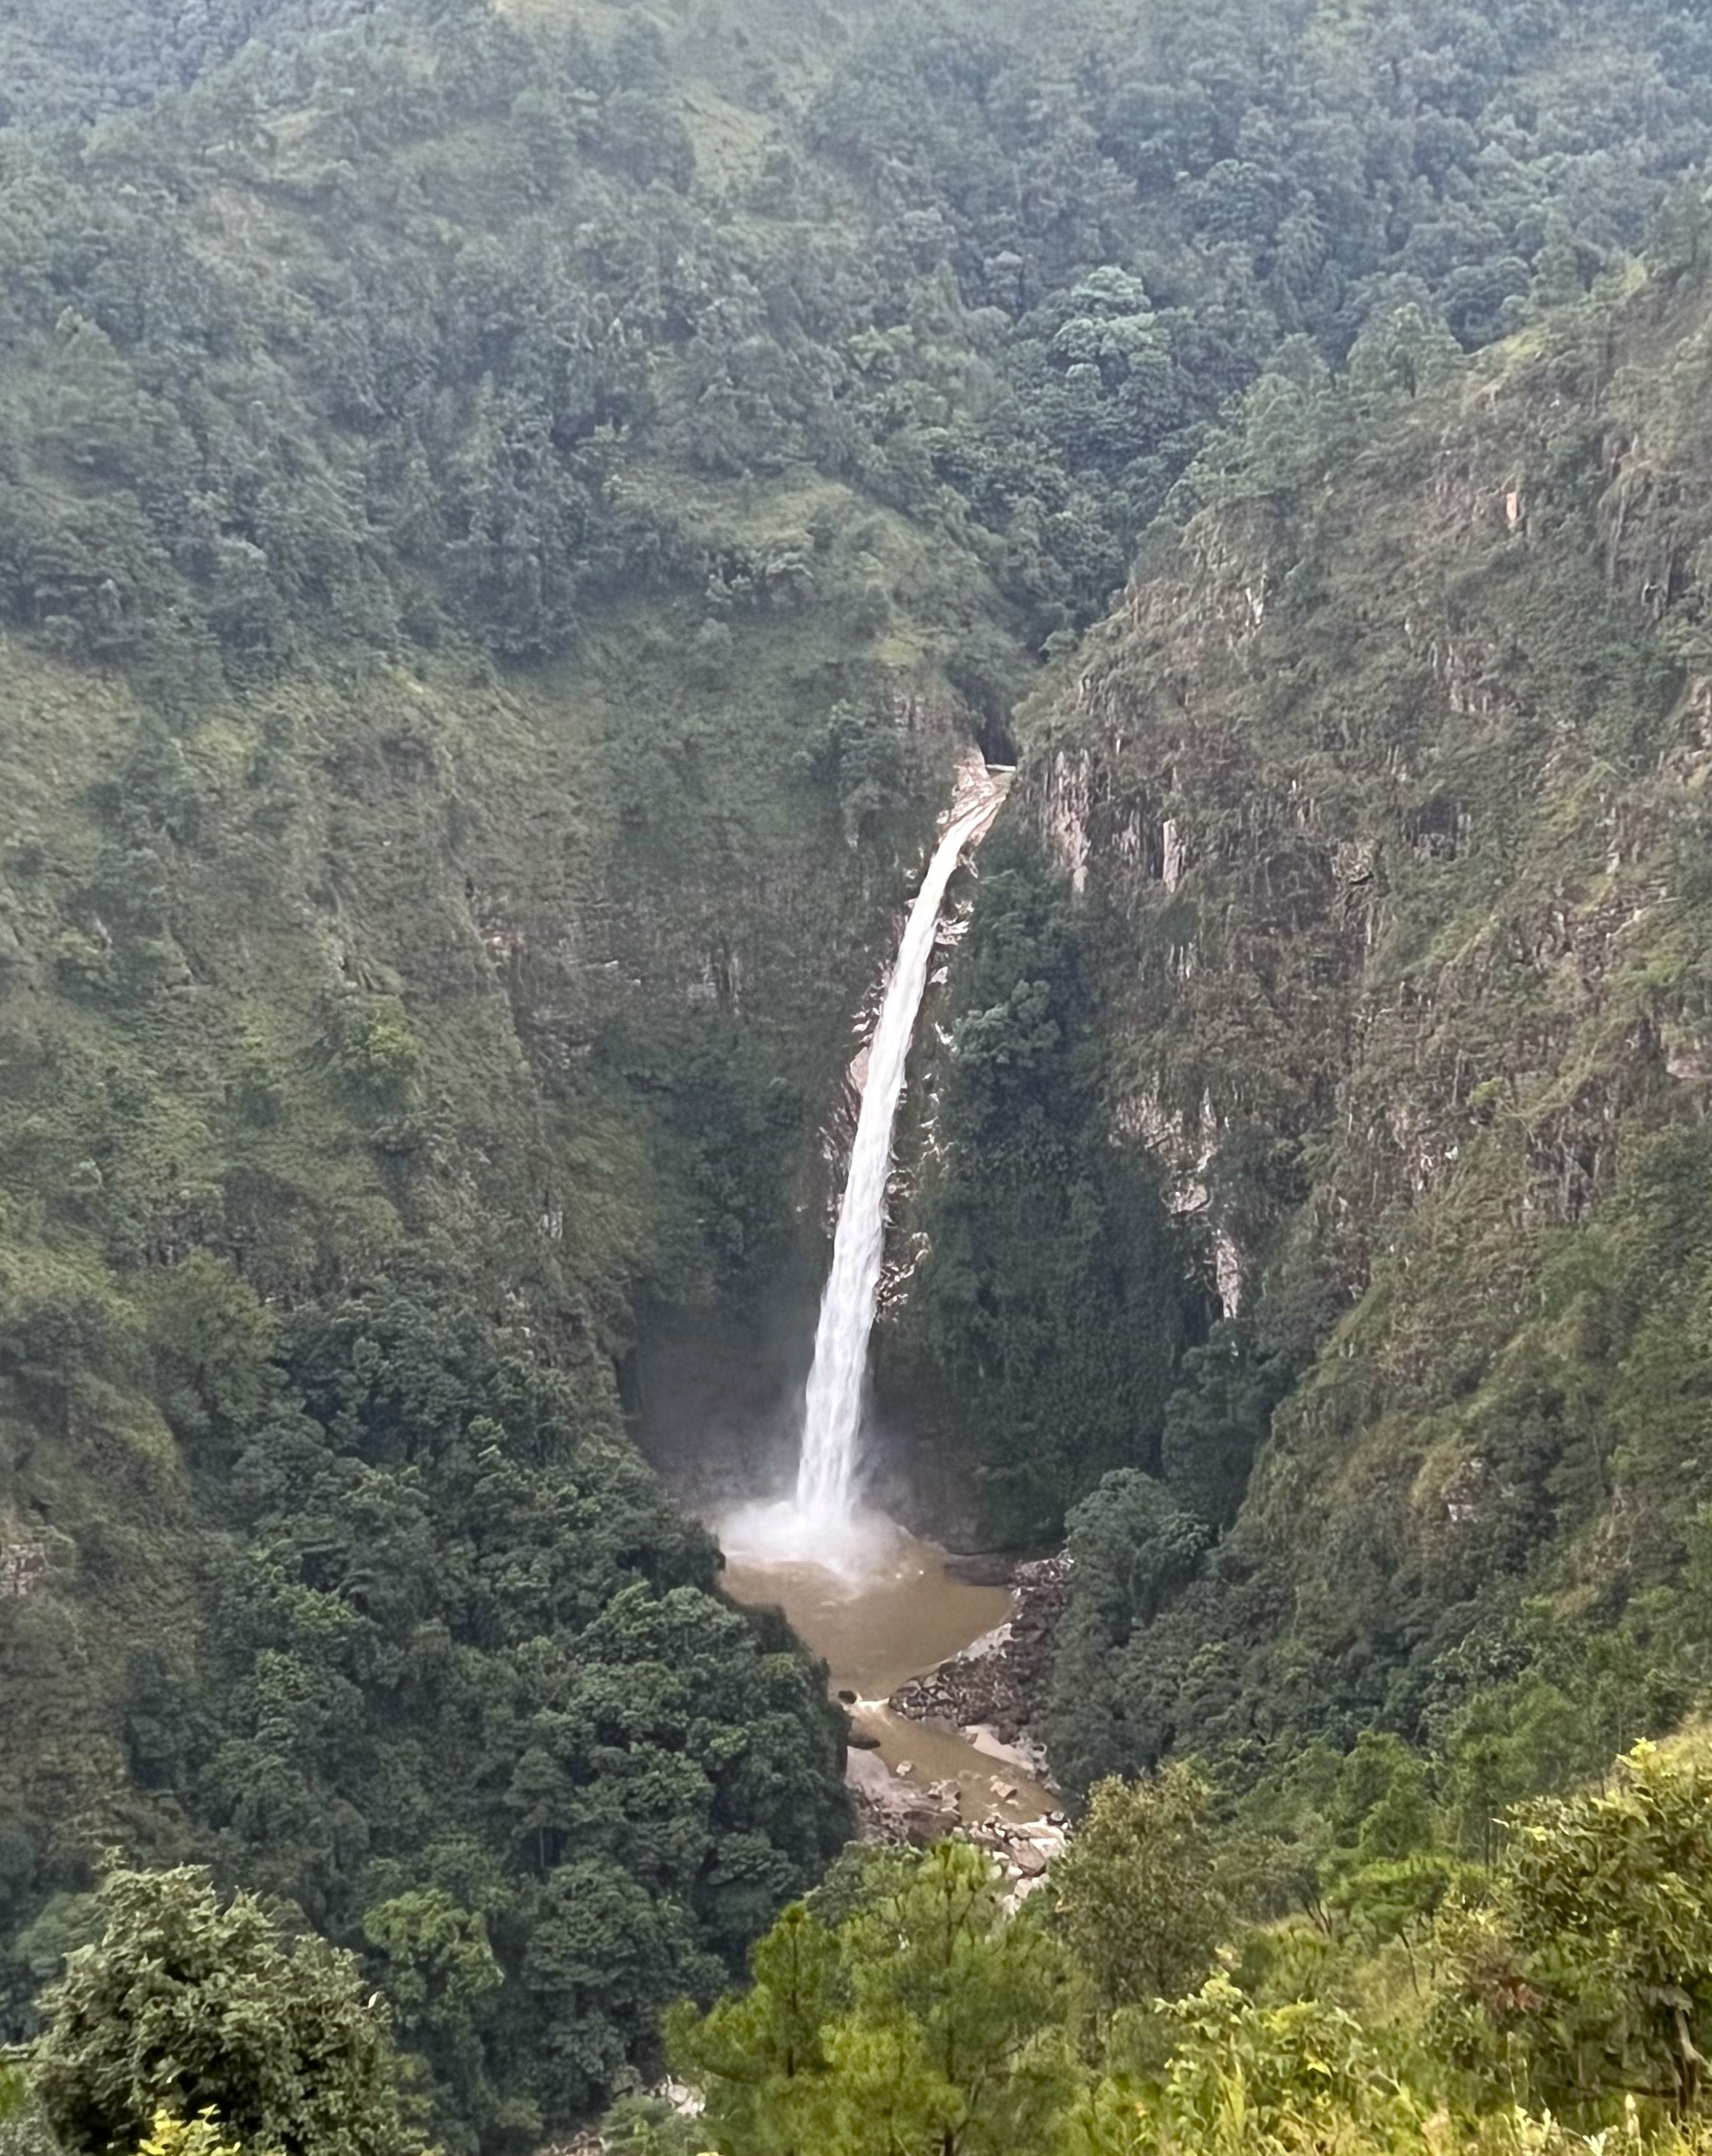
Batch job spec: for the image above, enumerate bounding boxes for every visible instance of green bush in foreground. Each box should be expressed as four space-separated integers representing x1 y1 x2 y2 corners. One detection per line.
646 1740 1712 2156
29 1868 422 2156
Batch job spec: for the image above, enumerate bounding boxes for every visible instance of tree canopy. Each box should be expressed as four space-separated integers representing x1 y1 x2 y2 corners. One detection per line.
30 1866 420 2156
633 1742 1712 2156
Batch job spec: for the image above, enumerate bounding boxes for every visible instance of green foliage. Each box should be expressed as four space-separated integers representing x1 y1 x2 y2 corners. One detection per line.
1444 1744 1712 2114
142 1253 279 1455
882 842 1193 1544
0 2065 57 2156
1161 1298 1316 1534
360 1892 503 2071
1333 1736 1437 1869
1135 1974 1424 2156
0 0 374 126
30 1865 421 2156
136 2111 242 2156
226 1032 287 1132
329 1003 422 1116
663 1904 843 2156
599 2092 701 2156
1052 1765 1233 2013
0 477 918 2133
596 1018 806 1298
796 699 911 849
651 1738 1712 2156
807 0 1712 631
1031 235 1712 1799
1047 1481 1213 1797
0 0 1702 678
666 1842 1075 2156
10 7 1712 2156
0 1230 853 2145
176 1278 851 2142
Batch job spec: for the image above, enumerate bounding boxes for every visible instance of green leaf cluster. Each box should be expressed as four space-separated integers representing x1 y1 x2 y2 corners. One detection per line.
880 839 1193 1544
30 1865 420 2156
667 1841 1076 2156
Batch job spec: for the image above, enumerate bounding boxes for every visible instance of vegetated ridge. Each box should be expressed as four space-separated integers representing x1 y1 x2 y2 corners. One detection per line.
953 245 1712 1819
6 0 1712 2148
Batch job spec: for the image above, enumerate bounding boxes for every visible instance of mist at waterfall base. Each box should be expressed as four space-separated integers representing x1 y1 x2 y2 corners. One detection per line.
721 785 1003 1587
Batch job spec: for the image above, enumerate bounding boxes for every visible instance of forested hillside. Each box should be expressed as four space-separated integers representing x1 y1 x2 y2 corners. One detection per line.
637 1734 1712 2156
919 240 1712 1825
4 0 1711 681
8 0 1712 2147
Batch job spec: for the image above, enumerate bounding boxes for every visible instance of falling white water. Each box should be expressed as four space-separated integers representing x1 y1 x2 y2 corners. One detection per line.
796 795 1000 1520
723 772 1007 1580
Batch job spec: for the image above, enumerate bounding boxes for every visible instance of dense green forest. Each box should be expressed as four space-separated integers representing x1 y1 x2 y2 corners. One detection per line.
10 0 1712 2148
642 1734 1712 2156
4 0 1712 681
18 1736 1712 2156
993 246 1712 1822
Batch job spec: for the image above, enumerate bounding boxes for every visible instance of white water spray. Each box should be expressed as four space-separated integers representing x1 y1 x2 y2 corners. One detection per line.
724 772 1007 1578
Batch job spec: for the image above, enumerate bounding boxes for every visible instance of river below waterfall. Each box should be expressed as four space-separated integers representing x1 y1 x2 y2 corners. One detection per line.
722 1528 1058 1828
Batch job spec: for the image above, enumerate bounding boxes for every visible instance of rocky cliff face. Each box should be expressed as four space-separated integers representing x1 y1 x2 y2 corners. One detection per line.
996 264 1712 1754
1030 356 1707 1279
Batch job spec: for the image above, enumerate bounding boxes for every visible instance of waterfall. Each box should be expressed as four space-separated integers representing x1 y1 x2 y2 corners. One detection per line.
794 791 1001 1526
722 771 1006 1578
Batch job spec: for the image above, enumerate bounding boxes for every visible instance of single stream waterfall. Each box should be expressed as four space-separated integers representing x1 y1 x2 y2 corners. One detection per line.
796 784 1006 1526
719 766 1057 1830
725 768 1008 1577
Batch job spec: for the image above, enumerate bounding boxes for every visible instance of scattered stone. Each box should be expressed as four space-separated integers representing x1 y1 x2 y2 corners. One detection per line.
845 1750 959 1846
894 1759 913 1776
888 1555 1069 1769
969 1723 1051 1778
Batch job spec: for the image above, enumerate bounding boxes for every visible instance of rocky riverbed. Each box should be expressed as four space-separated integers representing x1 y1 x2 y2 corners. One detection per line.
885 1554 1068 1779
845 1748 1068 1895
840 1553 1071 1893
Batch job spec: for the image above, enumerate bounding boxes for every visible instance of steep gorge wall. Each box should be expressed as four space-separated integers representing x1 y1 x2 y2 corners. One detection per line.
1005 266 1712 1741
0 599 972 1874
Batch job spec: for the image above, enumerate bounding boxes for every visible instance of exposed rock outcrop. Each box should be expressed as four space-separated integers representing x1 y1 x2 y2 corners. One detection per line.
888 1557 1067 1772
845 1749 962 1844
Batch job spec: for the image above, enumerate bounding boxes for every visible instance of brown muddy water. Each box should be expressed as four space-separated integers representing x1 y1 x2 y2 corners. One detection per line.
721 1527 1057 1828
